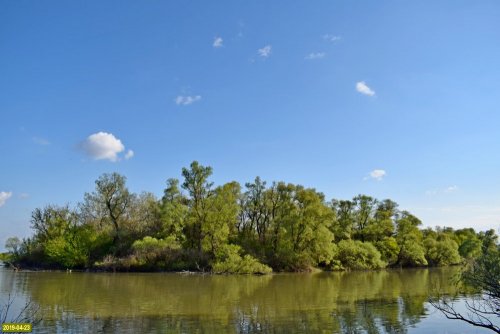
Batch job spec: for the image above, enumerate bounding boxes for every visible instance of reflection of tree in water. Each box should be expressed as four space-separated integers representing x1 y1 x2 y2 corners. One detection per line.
17 267 460 333
333 296 429 334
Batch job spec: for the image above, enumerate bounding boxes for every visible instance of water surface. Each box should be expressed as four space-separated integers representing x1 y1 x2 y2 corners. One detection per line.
0 267 494 333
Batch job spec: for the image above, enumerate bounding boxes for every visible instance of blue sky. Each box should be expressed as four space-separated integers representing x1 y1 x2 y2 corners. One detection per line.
1 1 500 248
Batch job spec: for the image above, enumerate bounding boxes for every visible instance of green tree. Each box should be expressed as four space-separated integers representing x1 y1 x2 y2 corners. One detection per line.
331 199 354 240
202 182 241 257
159 178 188 242
366 199 397 242
424 234 461 266
335 239 385 270
395 211 427 267
81 173 134 253
352 195 377 242
181 161 214 252
239 177 270 248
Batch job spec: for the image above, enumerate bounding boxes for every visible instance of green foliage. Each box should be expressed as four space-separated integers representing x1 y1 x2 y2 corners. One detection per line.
212 244 272 274
462 247 500 293
202 182 241 257
395 212 427 267
424 236 461 266
81 172 133 254
9 161 496 273
374 237 399 265
335 240 386 270
159 178 188 241
129 236 181 269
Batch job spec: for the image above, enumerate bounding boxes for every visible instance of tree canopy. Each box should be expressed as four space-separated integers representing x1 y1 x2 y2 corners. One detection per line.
5 161 497 275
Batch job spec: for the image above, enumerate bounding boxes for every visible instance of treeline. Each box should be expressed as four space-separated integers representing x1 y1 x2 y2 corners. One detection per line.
4 161 498 273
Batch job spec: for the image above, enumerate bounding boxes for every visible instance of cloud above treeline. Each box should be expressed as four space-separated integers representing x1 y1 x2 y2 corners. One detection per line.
356 81 376 96
80 132 133 162
0 191 12 207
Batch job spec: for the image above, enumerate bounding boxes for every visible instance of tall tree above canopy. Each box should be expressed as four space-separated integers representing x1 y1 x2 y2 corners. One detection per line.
352 195 377 242
81 173 133 250
181 161 214 251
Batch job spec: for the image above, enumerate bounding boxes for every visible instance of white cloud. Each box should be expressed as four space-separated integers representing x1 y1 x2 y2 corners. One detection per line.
425 189 439 196
81 132 131 162
258 45 272 58
125 150 134 160
213 37 223 48
425 185 459 196
305 52 326 60
175 95 202 105
0 191 12 207
365 169 386 181
33 137 50 145
19 193 29 199
356 81 376 96
323 34 341 42
444 185 459 193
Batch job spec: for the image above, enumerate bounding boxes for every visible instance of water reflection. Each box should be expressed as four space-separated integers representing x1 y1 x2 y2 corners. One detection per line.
0 267 483 333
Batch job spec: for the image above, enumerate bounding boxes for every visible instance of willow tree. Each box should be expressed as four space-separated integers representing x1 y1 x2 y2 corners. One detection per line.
81 173 133 252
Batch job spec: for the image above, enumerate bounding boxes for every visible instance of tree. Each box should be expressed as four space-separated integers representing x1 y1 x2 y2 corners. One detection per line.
81 173 133 252
395 211 427 267
5 237 21 257
335 239 385 270
158 178 188 241
352 195 377 242
181 161 214 252
423 234 461 266
431 246 500 333
202 181 241 257
331 199 354 240
240 177 269 246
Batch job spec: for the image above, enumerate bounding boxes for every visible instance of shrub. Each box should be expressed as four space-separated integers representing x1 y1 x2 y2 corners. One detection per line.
335 240 386 270
212 244 272 274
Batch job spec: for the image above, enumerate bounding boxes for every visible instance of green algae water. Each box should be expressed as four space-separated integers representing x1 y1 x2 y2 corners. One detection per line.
0 266 494 333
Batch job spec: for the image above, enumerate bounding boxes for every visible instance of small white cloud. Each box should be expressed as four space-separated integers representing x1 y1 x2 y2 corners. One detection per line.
365 169 386 181
445 185 459 193
125 150 134 160
305 52 326 60
425 189 439 196
33 137 50 145
81 132 129 162
19 193 29 199
356 81 376 96
213 37 223 48
426 185 459 196
258 45 272 58
323 34 341 42
0 191 12 207
175 95 202 106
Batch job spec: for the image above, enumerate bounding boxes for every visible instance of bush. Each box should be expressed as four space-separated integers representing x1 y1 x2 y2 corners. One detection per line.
130 236 182 269
212 244 272 274
335 240 386 270
424 237 461 266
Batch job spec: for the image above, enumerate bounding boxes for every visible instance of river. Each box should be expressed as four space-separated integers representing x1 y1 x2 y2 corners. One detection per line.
0 266 495 333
